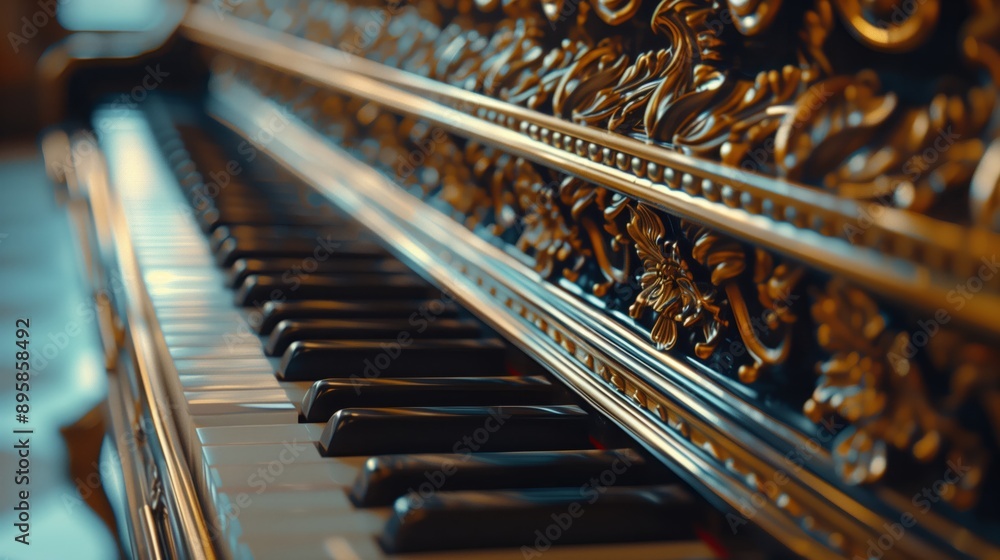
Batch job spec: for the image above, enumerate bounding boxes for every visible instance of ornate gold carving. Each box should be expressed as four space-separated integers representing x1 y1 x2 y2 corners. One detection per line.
268 0 1000 228
808 278 995 509
559 177 634 294
512 162 590 278
626 204 727 356
216 0 1000 515
453 255 851 556
686 222 801 382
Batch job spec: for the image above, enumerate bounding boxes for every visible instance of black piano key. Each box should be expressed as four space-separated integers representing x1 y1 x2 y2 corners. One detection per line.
301 376 559 422
235 274 436 307
318 405 592 456
227 257 409 288
351 448 653 507
277 339 508 381
266 318 483 356
216 237 385 267
254 299 460 335
380 485 701 553
210 225 360 252
196 206 335 232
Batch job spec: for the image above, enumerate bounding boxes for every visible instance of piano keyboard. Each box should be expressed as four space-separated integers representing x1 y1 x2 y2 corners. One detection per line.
91 103 740 559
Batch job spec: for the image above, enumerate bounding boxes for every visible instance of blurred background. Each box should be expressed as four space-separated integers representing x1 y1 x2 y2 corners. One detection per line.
0 1 177 558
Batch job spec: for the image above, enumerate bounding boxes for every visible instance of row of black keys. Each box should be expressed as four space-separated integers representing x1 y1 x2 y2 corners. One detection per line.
161 119 719 554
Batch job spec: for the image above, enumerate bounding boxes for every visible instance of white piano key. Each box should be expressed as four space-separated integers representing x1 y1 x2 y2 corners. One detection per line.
231 508 390 537
174 358 277 375
160 321 255 336
165 334 264 348
181 374 282 391
206 460 361 491
170 345 268 360
197 423 323 446
192 409 300 427
217 488 352 513
231 538 336 560
227 509 387 547
203 442 326 465
186 388 297 406
157 308 244 320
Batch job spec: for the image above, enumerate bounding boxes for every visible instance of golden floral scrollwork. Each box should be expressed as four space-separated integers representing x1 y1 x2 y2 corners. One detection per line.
685 223 800 382
627 204 726 357
479 17 548 97
504 39 590 111
774 70 994 214
807 279 995 508
438 141 500 228
962 1 1000 86
552 39 630 121
644 0 727 143
808 279 936 484
513 162 590 279
964 3 1000 230
573 48 673 133
774 71 898 186
559 178 634 292
929 335 999 510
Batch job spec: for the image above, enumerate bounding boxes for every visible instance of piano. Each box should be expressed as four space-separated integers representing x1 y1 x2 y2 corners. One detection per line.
32 0 1000 558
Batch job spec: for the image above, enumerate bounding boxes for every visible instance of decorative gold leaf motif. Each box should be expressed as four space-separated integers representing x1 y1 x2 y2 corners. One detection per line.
684 222 798 381
626 204 726 356
512 163 589 279
809 279 993 508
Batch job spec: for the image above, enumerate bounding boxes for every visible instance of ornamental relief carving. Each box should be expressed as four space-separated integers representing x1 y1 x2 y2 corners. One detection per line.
216 0 1000 513
263 0 1000 229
